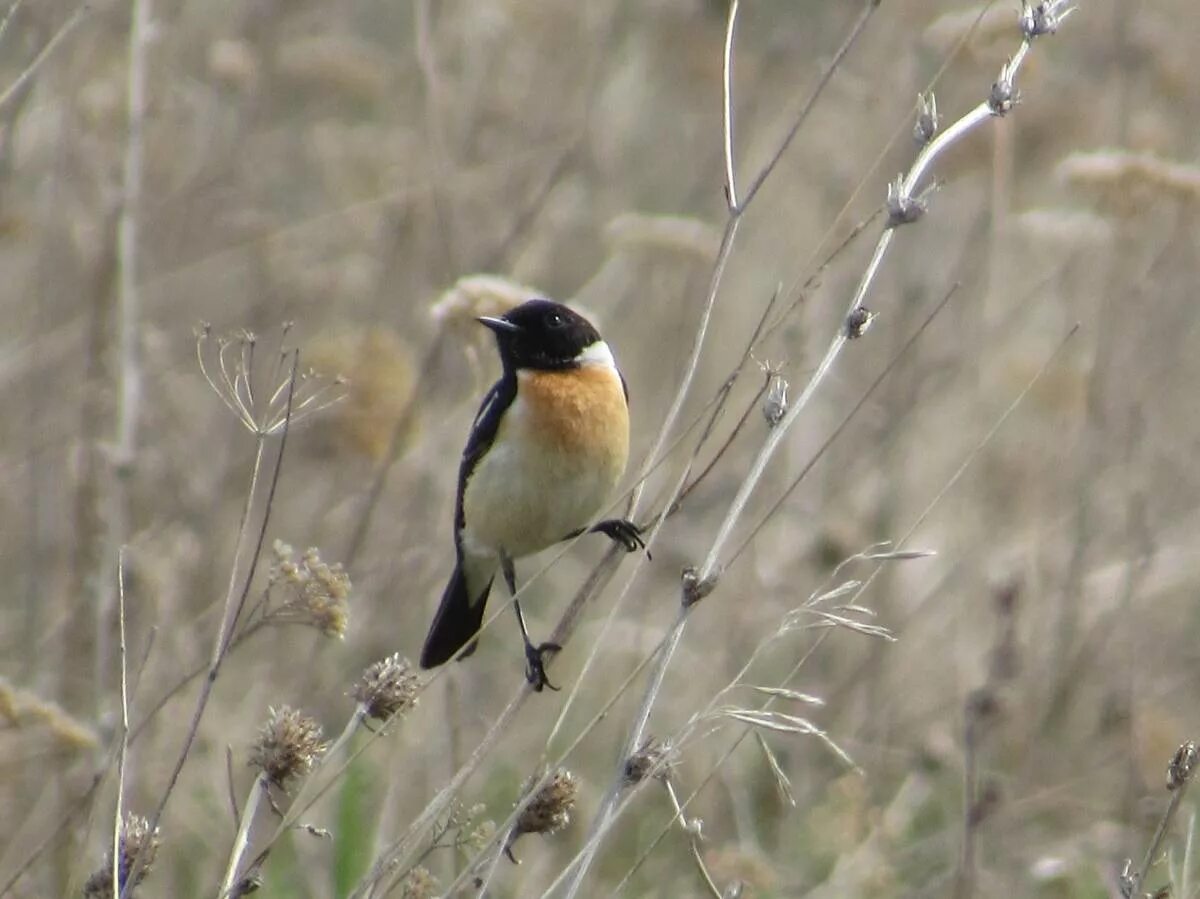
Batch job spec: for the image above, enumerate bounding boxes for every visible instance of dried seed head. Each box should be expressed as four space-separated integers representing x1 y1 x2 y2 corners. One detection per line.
397 865 439 899
196 323 346 437
844 307 876 339
989 60 1020 116
249 706 327 787
1020 0 1075 38
1168 741 1198 791
515 769 578 837
913 92 939 145
352 654 422 721
429 274 539 333
762 373 788 428
82 813 161 899
268 543 351 638
682 566 719 607
624 736 671 784
886 176 928 226
465 818 497 852
604 212 723 260
1057 151 1200 207
305 327 418 462
231 873 262 896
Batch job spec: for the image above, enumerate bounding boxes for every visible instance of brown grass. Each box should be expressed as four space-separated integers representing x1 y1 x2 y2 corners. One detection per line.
2 1 1200 897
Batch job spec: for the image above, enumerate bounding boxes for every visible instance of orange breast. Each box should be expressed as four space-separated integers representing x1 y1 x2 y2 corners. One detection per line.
518 367 629 463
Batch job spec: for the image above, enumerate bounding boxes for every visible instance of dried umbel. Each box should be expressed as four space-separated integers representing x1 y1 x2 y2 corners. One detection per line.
505 768 578 861
762 372 788 428
397 865 439 899
624 736 671 785
1168 741 1198 791
268 541 351 638
196 322 346 437
517 769 577 836
352 653 422 722
82 813 161 898
249 706 327 787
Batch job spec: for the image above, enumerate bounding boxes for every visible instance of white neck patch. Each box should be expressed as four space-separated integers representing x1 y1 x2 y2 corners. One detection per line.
577 340 617 370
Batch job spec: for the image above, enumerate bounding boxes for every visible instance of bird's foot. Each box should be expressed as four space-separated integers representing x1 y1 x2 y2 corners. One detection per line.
591 519 648 557
524 641 562 692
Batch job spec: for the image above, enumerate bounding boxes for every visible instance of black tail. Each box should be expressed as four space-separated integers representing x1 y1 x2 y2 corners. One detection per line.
420 561 494 669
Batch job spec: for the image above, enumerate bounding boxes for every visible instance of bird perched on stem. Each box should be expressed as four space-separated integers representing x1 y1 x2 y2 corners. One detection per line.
420 299 644 690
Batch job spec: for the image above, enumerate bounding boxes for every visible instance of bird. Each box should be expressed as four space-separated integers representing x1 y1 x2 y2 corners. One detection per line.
419 298 644 691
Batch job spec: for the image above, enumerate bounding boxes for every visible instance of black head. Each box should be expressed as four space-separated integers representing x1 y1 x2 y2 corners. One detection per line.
478 299 603 371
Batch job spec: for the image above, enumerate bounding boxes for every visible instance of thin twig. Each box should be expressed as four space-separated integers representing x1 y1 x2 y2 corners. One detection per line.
721 0 740 210
122 358 299 899
115 0 147 468
1126 742 1199 898
729 283 960 563
111 549 131 899
344 334 444 567
737 0 879 210
0 0 25 47
663 777 726 899
555 6 886 895
0 2 89 113
564 11 1072 872
219 774 267 899
224 747 240 826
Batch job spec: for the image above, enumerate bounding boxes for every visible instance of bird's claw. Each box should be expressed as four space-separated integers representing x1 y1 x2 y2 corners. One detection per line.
524 641 562 692
592 519 649 557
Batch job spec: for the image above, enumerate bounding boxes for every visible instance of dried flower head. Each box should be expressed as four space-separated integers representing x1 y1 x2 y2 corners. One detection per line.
249 706 327 787
267 542 351 638
1057 150 1200 207
603 211 722 259
0 677 99 750
844 307 876 339
352 654 422 721
988 59 1020 115
624 736 671 784
757 360 788 428
1020 0 1075 38
1168 741 1198 791
397 865 440 899
275 33 392 103
913 92 939 145
305 327 417 461
429 274 541 334
682 566 719 607
82 813 161 899
197 323 346 437
886 176 928 227
508 768 578 859
465 817 497 852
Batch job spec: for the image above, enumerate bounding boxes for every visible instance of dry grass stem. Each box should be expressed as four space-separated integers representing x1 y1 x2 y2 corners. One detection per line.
1122 742 1200 898
0 3 89 112
10 1 1188 896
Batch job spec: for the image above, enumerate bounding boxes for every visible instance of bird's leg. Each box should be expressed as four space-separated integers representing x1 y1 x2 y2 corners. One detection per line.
501 548 560 692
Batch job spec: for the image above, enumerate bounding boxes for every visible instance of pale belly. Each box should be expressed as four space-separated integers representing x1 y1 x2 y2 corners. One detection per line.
460 368 629 561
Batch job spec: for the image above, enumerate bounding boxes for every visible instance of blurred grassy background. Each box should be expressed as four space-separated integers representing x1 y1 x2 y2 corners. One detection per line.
2 0 1200 896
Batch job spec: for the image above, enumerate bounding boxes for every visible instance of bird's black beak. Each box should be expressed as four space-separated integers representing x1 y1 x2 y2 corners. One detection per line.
477 315 522 334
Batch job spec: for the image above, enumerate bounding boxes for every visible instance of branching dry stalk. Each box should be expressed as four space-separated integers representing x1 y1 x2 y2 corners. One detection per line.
120 355 301 899
557 8 1075 892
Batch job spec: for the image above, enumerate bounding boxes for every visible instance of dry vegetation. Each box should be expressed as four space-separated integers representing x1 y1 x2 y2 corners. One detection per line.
2 0 1200 897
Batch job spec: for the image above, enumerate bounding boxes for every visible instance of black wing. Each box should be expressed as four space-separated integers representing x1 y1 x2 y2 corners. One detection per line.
454 373 517 540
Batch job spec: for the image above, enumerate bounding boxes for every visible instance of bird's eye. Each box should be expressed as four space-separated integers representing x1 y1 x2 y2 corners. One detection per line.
545 311 565 328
